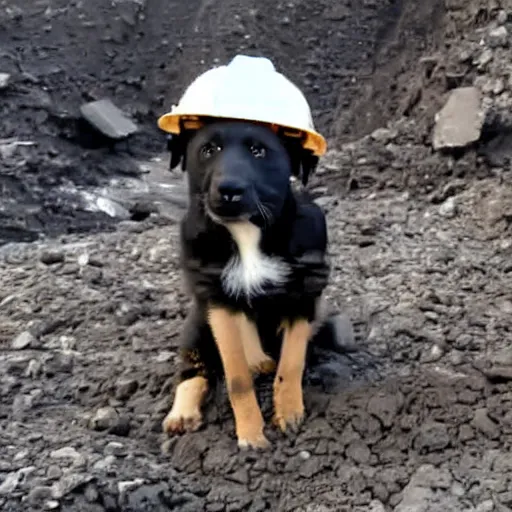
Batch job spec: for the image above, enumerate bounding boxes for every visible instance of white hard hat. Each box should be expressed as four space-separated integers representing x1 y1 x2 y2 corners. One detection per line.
157 55 327 156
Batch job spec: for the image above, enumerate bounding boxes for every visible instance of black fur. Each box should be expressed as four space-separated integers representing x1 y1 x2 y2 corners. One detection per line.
169 120 334 386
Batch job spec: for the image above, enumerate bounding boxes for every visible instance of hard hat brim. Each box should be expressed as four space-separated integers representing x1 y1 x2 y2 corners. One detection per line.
157 111 327 157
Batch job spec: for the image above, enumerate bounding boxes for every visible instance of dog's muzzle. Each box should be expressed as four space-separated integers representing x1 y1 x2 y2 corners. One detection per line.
208 177 255 220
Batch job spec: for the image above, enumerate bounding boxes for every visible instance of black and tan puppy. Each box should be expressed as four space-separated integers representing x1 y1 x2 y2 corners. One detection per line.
162 120 335 449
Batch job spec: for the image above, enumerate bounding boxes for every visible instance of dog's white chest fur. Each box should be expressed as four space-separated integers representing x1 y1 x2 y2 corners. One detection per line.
221 221 289 299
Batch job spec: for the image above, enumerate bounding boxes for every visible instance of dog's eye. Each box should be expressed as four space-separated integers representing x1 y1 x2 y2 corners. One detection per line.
250 144 266 159
200 143 221 160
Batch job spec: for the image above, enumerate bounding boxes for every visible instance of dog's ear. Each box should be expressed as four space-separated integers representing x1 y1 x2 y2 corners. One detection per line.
285 139 319 186
166 132 190 172
300 151 319 187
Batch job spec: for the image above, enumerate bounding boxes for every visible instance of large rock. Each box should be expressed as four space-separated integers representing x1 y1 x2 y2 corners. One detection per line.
433 87 484 151
80 99 138 139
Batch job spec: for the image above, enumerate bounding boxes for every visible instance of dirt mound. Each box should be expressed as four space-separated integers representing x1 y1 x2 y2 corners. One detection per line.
0 0 445 245
2 174 512 511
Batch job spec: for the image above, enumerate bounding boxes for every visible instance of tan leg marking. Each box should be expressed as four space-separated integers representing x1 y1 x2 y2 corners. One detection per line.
162 376 208 434
208 306 269 449
237 314 276 375
273 319 312 433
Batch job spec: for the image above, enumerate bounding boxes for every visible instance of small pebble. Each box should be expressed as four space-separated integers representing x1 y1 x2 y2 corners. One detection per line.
0 294 16 307
12 330 36 350
0 72 10 89
156 351 174 363
493 77 505 95
488 25 508 48
421 344 445 363
93 455 116 471
451 481 466 497
368 500 386 512
129 248 142 261
77 253 89 266
13 449 29 461
25 359 43 378
476 49 493 68
118 479 144 495
497 10 508 24
115 378 138 400
105 442 126 457
314 195 336 209
0 471 21 494
89 406 119 431
450 350 464 366
439 197 457 218
59 336 77 351
148 245 168 263
50 446 81 460
40 250 65 265
370 127 397 144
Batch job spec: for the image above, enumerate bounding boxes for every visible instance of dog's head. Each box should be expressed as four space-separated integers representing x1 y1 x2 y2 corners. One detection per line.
167 121 318 225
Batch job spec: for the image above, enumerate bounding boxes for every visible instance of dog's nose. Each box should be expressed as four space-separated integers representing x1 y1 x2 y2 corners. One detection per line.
217 178 246 203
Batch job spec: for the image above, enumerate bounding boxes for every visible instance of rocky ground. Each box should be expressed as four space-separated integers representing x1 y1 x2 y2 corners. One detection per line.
2 0 512 511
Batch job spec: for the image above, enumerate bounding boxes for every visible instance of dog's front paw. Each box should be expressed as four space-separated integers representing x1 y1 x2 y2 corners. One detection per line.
237 430 270 450
162 408 202 434
273 380 304 433
235 414 270 450
162 376 208 435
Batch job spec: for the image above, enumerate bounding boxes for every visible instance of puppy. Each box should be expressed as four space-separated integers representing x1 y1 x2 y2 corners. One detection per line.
162 120 335 449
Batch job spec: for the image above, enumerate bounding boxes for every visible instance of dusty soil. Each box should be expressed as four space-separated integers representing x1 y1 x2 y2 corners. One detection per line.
0 0 445 244
2 0 512 511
